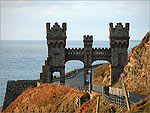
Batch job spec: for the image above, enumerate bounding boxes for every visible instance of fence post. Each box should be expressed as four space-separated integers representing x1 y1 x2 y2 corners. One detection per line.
89 75 92 93
123 83 130 111
96 96 100 113
102 86 104 103
115 97 116 105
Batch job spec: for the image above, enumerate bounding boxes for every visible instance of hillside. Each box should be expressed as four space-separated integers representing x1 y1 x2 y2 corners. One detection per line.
3 83 149 113
92 32 150 95
77 94 150 112
2 83 87 112
114 32 150 95
92 63 111 86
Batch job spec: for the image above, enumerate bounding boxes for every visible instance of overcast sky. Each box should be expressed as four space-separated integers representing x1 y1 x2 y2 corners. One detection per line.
1 1 150 40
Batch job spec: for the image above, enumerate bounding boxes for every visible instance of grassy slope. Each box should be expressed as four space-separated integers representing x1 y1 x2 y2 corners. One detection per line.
78 94 125 113
78 94 150 113
3 83 86 112
129 96 150 112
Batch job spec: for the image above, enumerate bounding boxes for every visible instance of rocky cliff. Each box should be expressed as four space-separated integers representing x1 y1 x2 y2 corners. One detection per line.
93 32 150 95
114 32 150 95
92 63 111 86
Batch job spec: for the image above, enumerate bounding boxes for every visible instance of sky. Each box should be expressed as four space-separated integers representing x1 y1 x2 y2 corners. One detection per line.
0 1 150 40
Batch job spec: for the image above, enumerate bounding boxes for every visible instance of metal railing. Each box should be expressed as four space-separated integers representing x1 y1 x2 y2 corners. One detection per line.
63 83 127 107
92 84 127 107
64 83 89 91
92 84 104 93
103 93 126 107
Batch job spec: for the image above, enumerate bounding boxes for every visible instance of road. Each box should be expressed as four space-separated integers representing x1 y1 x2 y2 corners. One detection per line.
55 67 96 85
55 67 147 104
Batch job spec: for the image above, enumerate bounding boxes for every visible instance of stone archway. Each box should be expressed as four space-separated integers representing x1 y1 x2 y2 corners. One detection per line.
52 72 60 81
40 22 130 85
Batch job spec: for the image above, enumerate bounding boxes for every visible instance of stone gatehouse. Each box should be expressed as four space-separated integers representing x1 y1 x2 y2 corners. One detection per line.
40 22 130 85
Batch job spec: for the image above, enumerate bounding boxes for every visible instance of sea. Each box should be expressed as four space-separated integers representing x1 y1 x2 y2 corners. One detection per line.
0 40 140 106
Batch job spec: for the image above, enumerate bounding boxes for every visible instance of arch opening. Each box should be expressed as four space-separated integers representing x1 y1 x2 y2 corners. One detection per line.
52 71 60 80
65 60 84 73
92 60 109 66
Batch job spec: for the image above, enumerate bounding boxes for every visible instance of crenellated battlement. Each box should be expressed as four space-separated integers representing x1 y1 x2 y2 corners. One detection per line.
83 35 93 48
66 48 84 55
46 22 67 39
83 35 93 41
93 48 111 55
109 22 129 38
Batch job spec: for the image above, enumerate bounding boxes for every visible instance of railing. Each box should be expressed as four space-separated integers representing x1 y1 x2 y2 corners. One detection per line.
63 83 127 107
92 84 104 93
92 84 130 98
109 87 130 98
103 93 126 107
92 84 127 107
64 83 89 91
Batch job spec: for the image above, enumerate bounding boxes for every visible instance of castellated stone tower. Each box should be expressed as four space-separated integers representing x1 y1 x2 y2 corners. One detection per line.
109 22 130 84
40 22 130 85
83 35 93 85
40 22 67 83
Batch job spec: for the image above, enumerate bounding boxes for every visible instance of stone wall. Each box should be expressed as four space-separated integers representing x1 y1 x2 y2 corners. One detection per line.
2 80 39 111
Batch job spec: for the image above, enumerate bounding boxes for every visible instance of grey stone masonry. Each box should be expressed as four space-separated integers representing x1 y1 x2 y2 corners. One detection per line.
109 22 130 84
40 22 130 85
2 80 39 111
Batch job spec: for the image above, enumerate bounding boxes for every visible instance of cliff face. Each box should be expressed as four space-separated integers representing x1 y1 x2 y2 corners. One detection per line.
3 83 87 112
92 63 111 86
93 32 150 95
114 32 150 95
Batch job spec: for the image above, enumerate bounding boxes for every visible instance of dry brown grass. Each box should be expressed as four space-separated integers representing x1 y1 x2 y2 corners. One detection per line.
3 83 86 112
127 96 150 112
92 63 111 86
77 100 91 113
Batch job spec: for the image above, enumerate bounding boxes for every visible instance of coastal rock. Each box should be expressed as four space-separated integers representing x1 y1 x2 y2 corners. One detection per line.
93 32 150 95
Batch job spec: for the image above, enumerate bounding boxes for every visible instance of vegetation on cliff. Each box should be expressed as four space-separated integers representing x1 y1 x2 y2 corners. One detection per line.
77 94 150 113
114 32 150 95
92 32 150 95
3 83 87 112
92 63 111 86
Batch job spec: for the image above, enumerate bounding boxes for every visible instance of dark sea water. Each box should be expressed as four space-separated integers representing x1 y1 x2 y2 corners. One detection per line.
0 40 140 106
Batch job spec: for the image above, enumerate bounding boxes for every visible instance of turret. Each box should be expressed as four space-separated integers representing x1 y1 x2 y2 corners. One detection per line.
109 22 130 48
46 22 50 35
83 35 93 48
46 22 67 49
83 35 93 85
109 22 130 85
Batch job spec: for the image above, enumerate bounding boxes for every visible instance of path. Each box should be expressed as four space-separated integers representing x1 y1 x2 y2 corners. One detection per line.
55 67 147 104
55 67 96 85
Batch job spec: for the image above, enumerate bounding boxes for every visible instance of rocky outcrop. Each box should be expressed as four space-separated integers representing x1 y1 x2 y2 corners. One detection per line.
2 80 39 111
114 32 150 95
92 63 111 86
93 32 150 95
